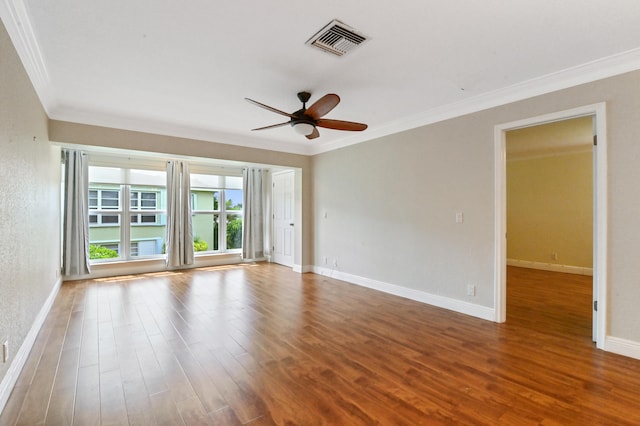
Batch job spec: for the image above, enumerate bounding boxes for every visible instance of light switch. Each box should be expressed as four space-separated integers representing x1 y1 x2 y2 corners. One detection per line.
455 212 464 224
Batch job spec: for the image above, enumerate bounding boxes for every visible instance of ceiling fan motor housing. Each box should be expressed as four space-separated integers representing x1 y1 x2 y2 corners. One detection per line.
297 91 312 104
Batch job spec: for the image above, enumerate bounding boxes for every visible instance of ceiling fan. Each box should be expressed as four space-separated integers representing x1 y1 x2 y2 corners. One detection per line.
245 91 367 140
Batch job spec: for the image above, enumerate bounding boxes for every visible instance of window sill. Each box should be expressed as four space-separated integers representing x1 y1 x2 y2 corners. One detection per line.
66 252 244 281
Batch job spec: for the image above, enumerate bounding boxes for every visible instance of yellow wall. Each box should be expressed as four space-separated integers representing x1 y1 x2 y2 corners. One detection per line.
507 150 593 268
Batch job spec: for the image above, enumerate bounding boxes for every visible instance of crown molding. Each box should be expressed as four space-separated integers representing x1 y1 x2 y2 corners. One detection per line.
309 47 640 156
1 0 55 111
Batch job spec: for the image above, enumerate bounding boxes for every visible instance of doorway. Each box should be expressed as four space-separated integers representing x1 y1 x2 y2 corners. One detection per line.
272 170 295 267
494 103 607 349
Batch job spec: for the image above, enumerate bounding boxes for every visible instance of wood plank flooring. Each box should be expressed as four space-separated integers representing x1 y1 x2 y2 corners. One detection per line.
2 264 640 425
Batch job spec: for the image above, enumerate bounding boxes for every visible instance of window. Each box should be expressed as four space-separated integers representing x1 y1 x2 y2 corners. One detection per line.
190 174 243 253
86 165 243 262
88 167 167 262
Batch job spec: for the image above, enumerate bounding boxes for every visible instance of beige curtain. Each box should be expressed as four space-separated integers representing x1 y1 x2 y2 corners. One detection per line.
62 149 91 275
166 160 194 267
242 168 268 260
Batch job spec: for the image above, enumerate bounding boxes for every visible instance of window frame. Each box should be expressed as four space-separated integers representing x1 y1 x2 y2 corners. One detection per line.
86 164 244 263
190 184 243 254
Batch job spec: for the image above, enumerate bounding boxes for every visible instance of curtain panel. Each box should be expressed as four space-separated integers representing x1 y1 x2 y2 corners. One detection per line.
166 160 194 267
242 168 268 260
62 149 91 276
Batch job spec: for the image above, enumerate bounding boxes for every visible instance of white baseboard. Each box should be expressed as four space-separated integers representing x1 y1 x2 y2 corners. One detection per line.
0 277 62 415
507 258 593 276
312 266 495 322
605 336 640 361
311 266 640 360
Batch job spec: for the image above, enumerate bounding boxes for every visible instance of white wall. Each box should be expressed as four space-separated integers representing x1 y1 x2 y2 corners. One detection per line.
313 70 640 345
0 19 61 395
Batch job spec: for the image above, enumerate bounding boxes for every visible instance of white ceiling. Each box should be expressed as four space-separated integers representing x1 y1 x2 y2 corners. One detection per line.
3 1 640 155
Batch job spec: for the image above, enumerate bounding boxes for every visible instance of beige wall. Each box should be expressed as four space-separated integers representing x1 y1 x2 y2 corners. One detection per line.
313 70 640 343
507 151 593 269
0 21 61 385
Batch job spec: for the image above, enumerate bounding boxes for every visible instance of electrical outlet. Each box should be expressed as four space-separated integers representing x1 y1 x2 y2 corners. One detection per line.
466 284 476 297
2 339 8 363
333 259 338 267
551 252 558 261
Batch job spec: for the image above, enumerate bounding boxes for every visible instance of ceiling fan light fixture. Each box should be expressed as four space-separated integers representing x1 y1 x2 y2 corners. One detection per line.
293 122 315 136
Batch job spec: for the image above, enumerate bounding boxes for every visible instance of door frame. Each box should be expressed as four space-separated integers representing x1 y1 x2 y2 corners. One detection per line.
493 102 607 350
271 169 296 268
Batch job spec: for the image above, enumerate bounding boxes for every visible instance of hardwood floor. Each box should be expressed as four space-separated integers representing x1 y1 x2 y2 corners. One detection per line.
2 264 640 425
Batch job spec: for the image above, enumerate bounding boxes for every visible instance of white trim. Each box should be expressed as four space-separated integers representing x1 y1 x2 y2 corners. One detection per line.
292 264 313 273
605 337 640 361
0 277 62 415
312 266 495 322
0 0 54 111
494 102 607 349
494 125 507 323
310 48 640 156
507 258 593 276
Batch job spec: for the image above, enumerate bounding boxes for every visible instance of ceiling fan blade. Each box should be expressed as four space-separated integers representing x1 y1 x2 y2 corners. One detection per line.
245 98 295 118
306 94 340 119
306 127 320 140
316 119 368 131
251 121 290 131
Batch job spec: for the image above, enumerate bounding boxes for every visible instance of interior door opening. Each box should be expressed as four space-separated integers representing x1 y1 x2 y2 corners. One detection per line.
494 103 607 350
506 116 594 340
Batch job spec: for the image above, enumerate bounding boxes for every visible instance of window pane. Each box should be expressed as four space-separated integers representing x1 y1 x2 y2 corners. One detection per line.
130 214 166 257
225 176 243 190
191 173 222 189
226 214 242 249
191 190 219 211
129 169 166 187
192 213 218 251
226 189 243 211
89 214 121 261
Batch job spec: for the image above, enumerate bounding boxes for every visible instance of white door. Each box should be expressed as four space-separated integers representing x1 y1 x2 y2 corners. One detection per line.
272 171 295 267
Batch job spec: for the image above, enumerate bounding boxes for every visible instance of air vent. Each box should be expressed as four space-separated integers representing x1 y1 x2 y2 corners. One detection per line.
306 19 368 57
